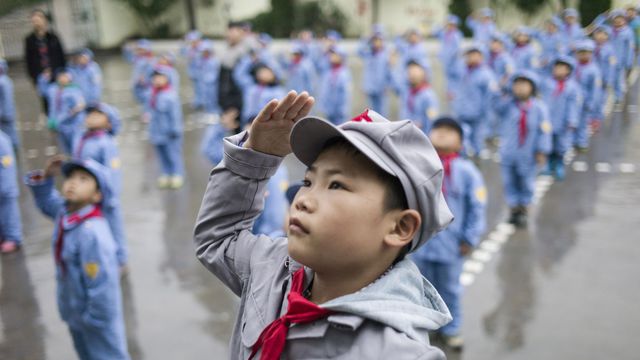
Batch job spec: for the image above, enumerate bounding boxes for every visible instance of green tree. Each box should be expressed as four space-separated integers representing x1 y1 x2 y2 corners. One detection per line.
112 0 176 36
448 0 472 37
579 0 611 27
0 0 42 17
248 0 346 37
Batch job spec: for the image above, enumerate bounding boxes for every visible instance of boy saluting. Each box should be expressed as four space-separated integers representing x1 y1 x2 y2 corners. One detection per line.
194 91 454 359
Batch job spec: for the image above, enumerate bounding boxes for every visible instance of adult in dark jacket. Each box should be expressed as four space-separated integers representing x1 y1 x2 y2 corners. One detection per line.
24 9 66 112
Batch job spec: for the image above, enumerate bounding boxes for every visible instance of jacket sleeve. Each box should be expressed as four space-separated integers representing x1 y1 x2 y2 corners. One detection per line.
567 86 581 128
24 173 65 220
0 79 16 121
90 64 103 101
461 165 487 247
193 132 288 296
625 33 636 68
535 104 553 154
79 226 118 329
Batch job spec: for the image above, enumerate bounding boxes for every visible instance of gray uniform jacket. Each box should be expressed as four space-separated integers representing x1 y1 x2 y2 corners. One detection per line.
194 132 453 359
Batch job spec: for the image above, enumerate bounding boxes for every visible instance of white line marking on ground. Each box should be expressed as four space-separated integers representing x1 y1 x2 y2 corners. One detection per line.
26 149 38 159
595 162 611 173
459 273 475 286
619 163 636 173
44 146 57 156
463 260 485 274
572 161 588 172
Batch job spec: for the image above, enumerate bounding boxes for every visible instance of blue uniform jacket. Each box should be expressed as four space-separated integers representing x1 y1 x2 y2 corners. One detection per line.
0 74 18 146
253 165 289 238
451 65 497 121
131 56 154 103
413 157 487 263
318 65 352 123
511 44 538 71
575 61 603 117
71 62 103 104
595 43 617 87
532 30 567 69
25 177 122 331
44 83 85 136
488 51 515 87
357 42 392 95
282 56 316 95
493 96 553 163
73 130 122 196
145 87 183 145
233 58 287 125
435 28 463 67
465 17 496 44
610 26 636 70
196 55 221 114
395 82 439 133
0 130 18 198
540 77 581 133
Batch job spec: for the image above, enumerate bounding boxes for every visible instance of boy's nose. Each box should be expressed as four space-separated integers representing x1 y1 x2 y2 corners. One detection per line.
294 191 316 213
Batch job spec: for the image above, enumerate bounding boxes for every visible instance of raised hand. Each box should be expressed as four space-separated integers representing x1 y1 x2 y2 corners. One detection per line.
244 90 314 157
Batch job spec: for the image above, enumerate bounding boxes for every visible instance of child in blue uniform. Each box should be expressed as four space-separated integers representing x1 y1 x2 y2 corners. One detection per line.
466 8 496 44
282 44 316 96
146 68 184 189
25 157 129 360
561 8 584 49
573 40 602 152
195 40 220 115
413 117 486 351
71 48 103 104
487 33 516 141
181 30 202 109
593 26 617 123
234 60 286 127
73 103 128 268
397 28 429 69
609 9 636 102
435 15 464 89
533 17 567 74
540 56 581 180
511 27 538 71
40 67 86 154
358 28 392 116
393 60 439 133
318 46 352 125
131 39 154 106
0 59 19 149
493 71 552 227
252 164 289 238
451 45 498 156
0 129 22 253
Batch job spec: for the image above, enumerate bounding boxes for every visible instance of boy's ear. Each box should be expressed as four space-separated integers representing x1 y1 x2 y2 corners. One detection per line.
384 209 421 249
91 190 103 204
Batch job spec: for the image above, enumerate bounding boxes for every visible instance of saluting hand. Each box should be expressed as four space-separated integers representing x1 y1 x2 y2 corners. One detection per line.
244 90 314 157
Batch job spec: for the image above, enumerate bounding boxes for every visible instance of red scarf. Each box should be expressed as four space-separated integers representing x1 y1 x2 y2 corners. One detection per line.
553 79 566 95
518 101 531 146
55 205 103 276
408 82 429 113
150 84 170 109
438 152 459 196
74 130 106 158
249 268 333 360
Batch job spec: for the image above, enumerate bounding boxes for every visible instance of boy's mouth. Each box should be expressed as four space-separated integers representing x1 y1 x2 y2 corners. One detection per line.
289 217 309 235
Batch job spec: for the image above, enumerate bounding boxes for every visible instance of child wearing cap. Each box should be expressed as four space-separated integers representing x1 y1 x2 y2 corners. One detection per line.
0 59 19 149
146 69 184 189
73 103 128 268
194 91 454 359
180 31 203 109
487 34 516 142
451 45 498 156
561 8 584 47
131 39 154 106
608 10 635 102
511 27 538 71
493 71 552 227
434 15 463 84
318 47 352 125
412 117 487 351
540 57 581 180
573 40 602 152
533 17 567 74
0 129 22 253
593 26 617 120
25 156 129 360
39 67 86 154
234 60 286 127
281 44 316 96
357 29 392 116
195 41 221 115
396 28 429 69
71 48 103 104
465 8 496 44
393 60 439 133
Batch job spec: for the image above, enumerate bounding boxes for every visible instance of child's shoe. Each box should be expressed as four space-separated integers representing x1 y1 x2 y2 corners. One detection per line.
514 206 528 228
508 208 520 225
0 241 20 254
555 162 566 181
157 176 170 188
170 175 184 189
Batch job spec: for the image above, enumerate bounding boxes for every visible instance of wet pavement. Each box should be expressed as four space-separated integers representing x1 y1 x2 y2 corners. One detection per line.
1 41 639 359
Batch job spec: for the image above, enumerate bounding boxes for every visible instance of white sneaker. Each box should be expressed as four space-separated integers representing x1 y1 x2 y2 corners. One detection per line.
169 175 184 189
157 176 170 188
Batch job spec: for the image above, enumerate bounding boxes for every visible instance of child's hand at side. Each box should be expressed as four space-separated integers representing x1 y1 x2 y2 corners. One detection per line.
244 91 314 157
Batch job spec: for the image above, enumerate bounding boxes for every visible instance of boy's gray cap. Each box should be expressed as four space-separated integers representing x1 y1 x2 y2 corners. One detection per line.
290 109 454 252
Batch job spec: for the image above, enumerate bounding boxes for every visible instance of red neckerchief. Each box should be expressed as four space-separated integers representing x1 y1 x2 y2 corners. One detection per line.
292 54 302 65
489 51 498 67
55 205 103 276
438 152 459 196
75 129 106 158
408 82 429 113
553 78 566 95
249 268 333 360
150 84 171 109
518 100 532 146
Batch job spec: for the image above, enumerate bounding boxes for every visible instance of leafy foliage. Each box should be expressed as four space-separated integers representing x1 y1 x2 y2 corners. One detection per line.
248 0 346 37
448 0 472 37
579 0 611 26
112 0 175 36
0 0 42 18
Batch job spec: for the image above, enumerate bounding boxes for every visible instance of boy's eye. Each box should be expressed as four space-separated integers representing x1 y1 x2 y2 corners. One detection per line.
302 179 311 187
328 181 344 190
